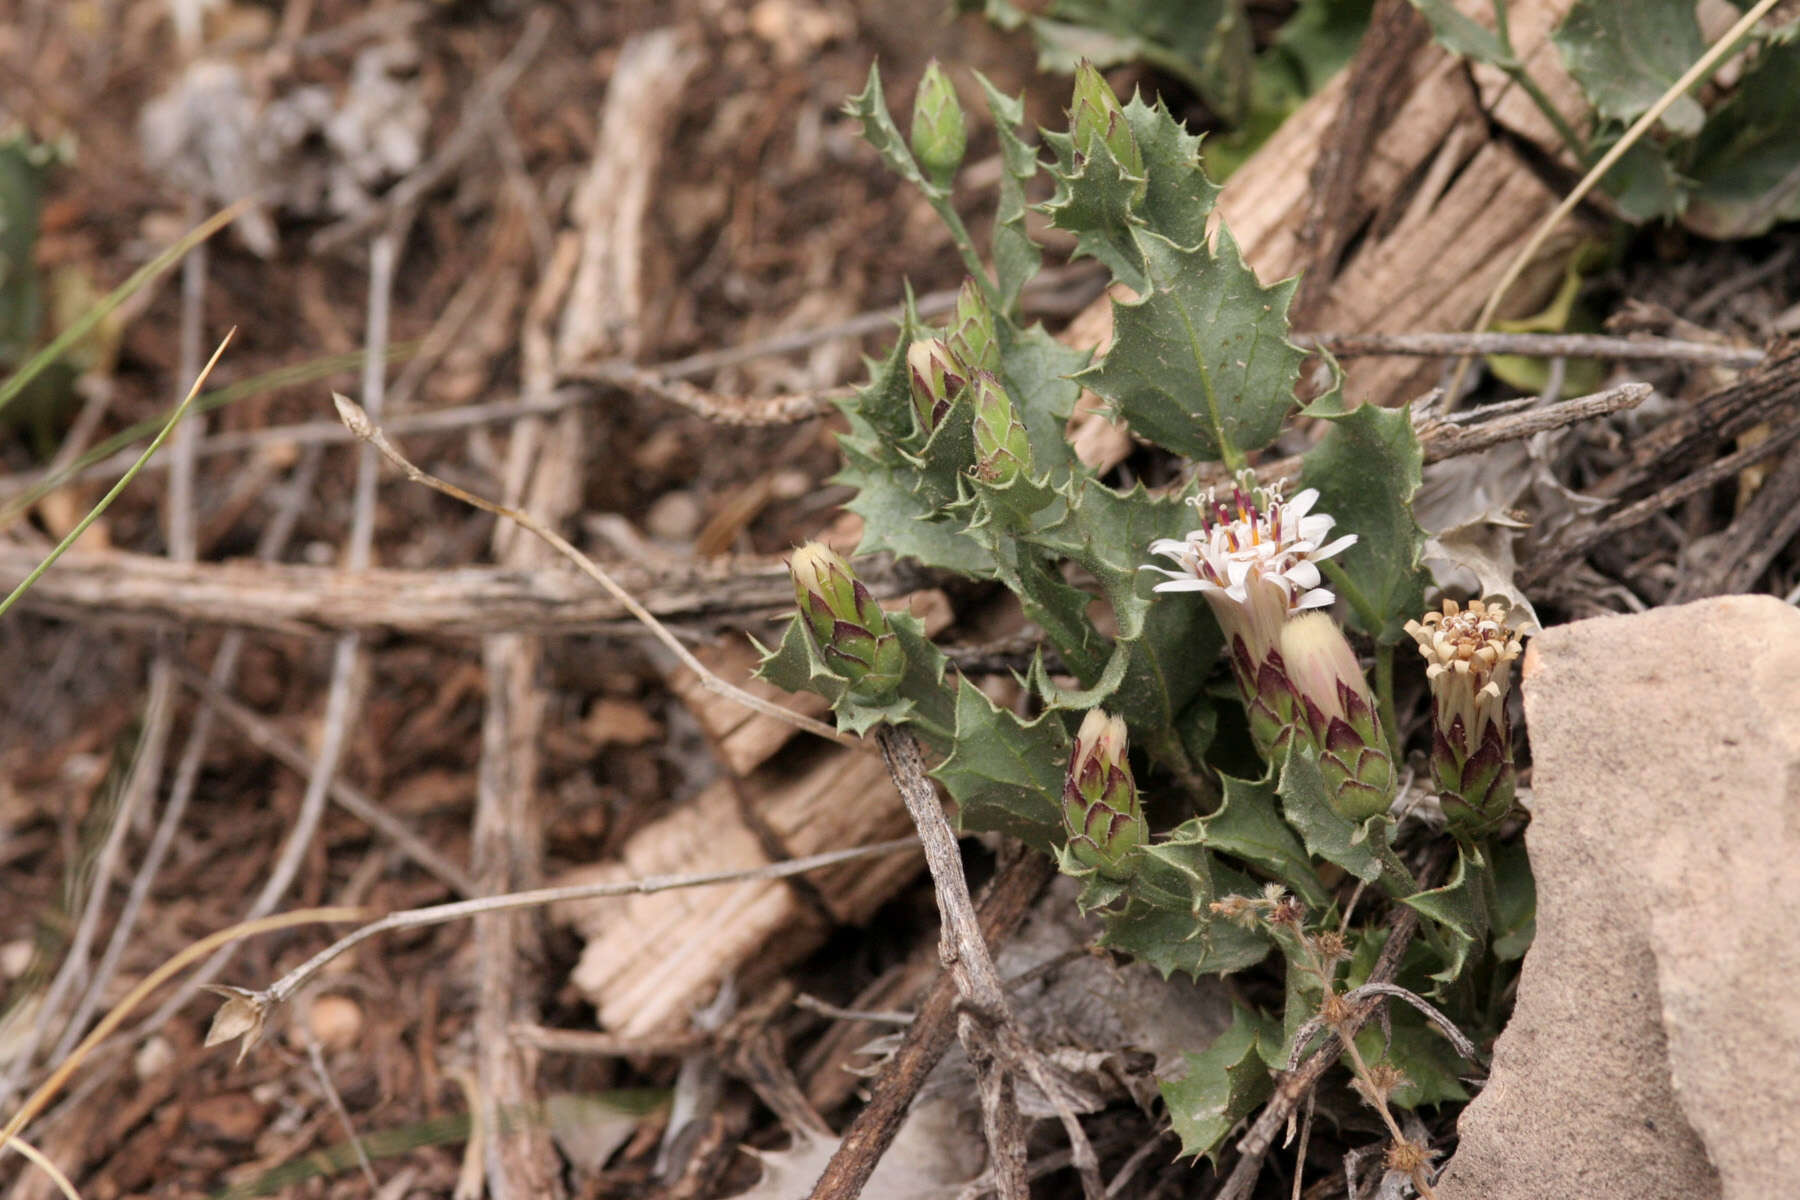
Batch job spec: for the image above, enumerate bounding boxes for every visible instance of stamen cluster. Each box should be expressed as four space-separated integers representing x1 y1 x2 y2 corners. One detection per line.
1406 598 1523 742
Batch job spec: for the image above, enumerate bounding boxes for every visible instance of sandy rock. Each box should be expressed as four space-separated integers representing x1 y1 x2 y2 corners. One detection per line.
1439 596 1800 1200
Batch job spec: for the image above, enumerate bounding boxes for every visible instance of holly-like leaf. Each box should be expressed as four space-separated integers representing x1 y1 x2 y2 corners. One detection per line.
1023 1 1254 125
1300 400 1429 642
1401 843 1489 989
1100 839 1271 978
1042 124 1151 292
1276 748 1413 893
975 72 1042 315
1554 0 1707 137
1160 1006 1279 1162
1125 91 1220 251
1079 231 1303 464
843 62 939 197
933 682 1070 853
1684 37 1800 239
1202 774 1329 907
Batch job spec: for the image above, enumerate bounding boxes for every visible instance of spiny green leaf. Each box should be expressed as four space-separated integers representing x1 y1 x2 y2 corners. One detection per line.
1160 1006 1279 1162
1400 843 1489 989
1100 839 1271 978
1299 400 1430 642
1554 0 1707 136
1079 231 1303 465
975 72 1043 315
1405 0 1513 66
1042 124 1151 292
1202 775 1329 907
1276 748 1412 892
843 62 939 197
933 683 1070 852
1124 91 1220 251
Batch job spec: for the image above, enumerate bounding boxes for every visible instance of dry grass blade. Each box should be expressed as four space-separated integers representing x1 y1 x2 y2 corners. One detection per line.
0 330 232 619
0 1134 84 1200
330 393 856 747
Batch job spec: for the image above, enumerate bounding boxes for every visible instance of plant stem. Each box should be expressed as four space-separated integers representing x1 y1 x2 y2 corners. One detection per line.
927 195 999 311
1375 642 1399 758
1506 65 1588 163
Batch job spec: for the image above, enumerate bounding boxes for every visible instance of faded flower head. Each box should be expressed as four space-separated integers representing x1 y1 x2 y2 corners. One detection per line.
1061 708 1146 880
201 984 270 1066
789 542 905 699
1145 474 1357 754
1405 598 1523 743
1405 598 1524 835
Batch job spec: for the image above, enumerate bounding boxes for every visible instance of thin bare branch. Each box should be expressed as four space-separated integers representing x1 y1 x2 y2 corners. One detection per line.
1299 330 1762 367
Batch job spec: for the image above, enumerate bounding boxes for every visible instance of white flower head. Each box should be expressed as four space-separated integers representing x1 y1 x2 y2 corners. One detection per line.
1143 473 1357 664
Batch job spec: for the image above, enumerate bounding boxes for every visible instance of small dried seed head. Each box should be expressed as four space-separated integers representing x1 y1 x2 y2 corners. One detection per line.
1311 929 1350 963
1384 1138 1430 1174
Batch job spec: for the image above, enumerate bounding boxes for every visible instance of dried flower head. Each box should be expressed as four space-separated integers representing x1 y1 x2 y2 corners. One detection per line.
1405 598 1524 835
1406 598 1523 743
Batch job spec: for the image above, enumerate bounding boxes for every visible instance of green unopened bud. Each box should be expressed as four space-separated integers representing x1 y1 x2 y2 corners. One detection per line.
789 542 905 699
947 277 1000 374
1069 61 1143 183
1405 599 1523 837
1062 709 1146 879
970 370 1030 484
910 60 967 189
906 338 968 435
1279 613 1394 821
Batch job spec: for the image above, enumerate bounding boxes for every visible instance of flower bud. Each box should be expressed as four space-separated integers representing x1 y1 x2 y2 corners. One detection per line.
906 338 968 436
1279 613 1394 821
1069 61 1144 184
1062 709 1146 879
1405 599 1523 836
789 542 905 699
909 60 967 189
947 277 1000 374
970 370 1031 484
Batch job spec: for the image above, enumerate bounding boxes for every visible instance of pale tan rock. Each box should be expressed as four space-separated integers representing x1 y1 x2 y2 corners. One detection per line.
1439 595 1800 1200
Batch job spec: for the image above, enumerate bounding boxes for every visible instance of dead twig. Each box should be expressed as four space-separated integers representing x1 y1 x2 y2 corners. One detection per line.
869 726 1103 1200
807 849 1056 1200
332 394 856 747
1299 330 1762 368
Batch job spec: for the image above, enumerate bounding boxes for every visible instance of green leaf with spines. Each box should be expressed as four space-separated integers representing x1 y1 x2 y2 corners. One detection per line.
1299 400 1430 642
933 683 1070 852
1124 92 1220 251
1202 774 1330 908
974 72 1043 316
1099 837 1272 978
835 309 996 576
1079 230 1304 465
843 62 941 199
1276 747 1414 894
1554 0 1707 137
1160 1006 1279 1162
1401 843 1489 990
1041 123 1151 293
